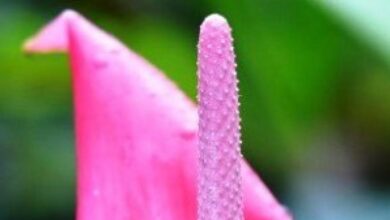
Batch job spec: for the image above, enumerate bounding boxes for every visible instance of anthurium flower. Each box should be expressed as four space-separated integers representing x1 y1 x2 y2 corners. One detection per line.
23 9 292 220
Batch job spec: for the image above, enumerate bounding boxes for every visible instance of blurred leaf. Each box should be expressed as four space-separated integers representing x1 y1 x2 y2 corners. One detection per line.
315 0 390 65
209 0 352 174
0 9 74 219
0 10 71 121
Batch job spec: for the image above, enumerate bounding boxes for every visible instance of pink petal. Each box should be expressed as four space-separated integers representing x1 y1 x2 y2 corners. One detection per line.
23 9 292 220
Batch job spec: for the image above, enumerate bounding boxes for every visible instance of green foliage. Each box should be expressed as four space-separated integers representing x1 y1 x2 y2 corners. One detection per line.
316 0 390 65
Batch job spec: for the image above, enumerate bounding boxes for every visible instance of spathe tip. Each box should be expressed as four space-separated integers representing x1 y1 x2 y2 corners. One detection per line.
22 9 83 54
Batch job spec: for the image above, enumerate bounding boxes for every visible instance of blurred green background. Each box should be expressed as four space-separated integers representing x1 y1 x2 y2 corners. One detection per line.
1 0 390 219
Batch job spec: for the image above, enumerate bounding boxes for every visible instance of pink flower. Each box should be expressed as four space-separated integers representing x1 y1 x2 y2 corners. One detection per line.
23 9 291 220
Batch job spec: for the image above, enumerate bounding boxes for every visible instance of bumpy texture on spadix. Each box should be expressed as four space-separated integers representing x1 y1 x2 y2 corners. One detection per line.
197 14 243 220
23 9 292 220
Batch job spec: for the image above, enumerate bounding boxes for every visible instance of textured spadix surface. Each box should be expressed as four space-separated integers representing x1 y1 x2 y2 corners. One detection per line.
24 9 292 220
197 14 243 220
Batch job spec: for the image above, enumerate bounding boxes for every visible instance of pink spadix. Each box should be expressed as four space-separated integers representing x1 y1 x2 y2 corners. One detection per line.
197 14 243 220
23 9 292 220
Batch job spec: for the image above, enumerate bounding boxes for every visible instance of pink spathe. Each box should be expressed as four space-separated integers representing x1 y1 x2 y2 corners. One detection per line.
197 14 243 220
24 10 292 220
